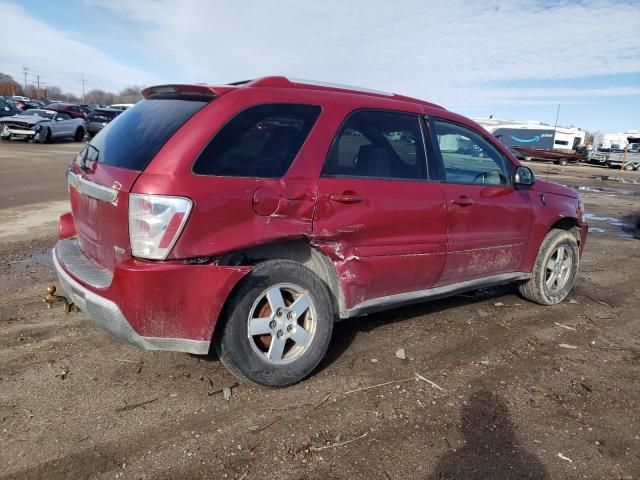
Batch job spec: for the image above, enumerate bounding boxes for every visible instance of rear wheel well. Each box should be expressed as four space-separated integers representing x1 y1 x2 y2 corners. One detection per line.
218 240 345 318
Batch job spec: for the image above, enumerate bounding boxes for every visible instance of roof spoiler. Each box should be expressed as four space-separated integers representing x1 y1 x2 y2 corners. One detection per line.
141 84 222 101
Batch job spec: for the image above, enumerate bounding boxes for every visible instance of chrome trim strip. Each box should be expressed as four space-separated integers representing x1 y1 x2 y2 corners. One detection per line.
53 249 210 355
67 171 118 203
346 272 530 318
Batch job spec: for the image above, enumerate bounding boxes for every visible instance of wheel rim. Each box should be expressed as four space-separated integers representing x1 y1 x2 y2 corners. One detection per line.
545 246 573 293
247 283 317 365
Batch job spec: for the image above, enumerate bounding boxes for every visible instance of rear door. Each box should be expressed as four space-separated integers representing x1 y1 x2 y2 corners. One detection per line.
430 117 532 285
313 110 447 308
68 98 209 271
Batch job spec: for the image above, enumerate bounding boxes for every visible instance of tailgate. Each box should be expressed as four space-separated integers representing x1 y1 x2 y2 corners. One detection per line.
68 158 140 271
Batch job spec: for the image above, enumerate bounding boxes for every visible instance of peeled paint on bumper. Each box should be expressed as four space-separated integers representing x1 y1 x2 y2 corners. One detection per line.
109 259 252 341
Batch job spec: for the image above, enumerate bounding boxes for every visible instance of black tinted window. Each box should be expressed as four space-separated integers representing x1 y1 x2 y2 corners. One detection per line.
322 110 426 180
434 119 510 185
88 99 207 171
56 112 71 120
193 103 321 178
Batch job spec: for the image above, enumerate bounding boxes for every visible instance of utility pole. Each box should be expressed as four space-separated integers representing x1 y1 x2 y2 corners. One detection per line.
36 75 41 98
80 74 86 104
22 66 29 92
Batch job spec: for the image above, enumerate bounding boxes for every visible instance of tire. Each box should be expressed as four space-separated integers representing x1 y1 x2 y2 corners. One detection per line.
39 128 51 143
518 229 579 305
558 158 568 166
623 163 635 171
214 259 334 387
74 127 85 142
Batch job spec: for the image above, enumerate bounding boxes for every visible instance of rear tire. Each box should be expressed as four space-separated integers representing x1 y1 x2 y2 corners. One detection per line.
518 229 579 305
558 158 568 166
215 259 334 387
623 163 635 171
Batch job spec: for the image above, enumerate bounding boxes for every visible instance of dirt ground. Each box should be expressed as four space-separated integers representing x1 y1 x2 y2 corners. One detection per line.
0 143 639 479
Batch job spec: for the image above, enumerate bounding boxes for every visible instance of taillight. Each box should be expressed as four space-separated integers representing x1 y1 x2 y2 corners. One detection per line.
128 193 192 260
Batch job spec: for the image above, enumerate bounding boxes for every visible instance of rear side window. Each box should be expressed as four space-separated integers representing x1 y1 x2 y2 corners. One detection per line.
322 110 427 180
193 103 321 178
88 99 207 171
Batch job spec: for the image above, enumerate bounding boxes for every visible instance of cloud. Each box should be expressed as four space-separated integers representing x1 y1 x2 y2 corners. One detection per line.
88 0 640 108
0 1 156 94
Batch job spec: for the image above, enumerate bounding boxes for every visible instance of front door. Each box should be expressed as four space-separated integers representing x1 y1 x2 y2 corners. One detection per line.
313 110 448 310
430 118 532 285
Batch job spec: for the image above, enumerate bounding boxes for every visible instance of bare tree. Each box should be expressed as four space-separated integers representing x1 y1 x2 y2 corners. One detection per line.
0 73 23 96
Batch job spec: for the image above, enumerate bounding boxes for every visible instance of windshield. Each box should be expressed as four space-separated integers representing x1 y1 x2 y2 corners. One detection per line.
21 110 55 119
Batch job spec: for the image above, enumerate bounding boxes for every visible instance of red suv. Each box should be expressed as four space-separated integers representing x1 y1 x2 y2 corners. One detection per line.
53 77 588 387
44 103 86 119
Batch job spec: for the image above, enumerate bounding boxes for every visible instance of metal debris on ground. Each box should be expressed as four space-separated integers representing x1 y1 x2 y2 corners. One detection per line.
559 344 578 349
395 348 406 360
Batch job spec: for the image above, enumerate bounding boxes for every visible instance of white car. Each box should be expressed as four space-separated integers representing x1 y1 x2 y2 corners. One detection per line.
109 103 134 111
0 109 86 143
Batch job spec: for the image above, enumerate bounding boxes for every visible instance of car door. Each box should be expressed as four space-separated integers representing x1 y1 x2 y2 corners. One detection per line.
313 109 448 310
429 117 532 285
53 112 73 138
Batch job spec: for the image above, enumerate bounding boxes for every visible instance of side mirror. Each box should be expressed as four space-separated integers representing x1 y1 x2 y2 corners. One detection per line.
514 165 535 186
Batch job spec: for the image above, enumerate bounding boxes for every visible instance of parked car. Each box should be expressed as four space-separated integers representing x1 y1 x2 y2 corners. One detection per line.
44 102 86 119
0 108 86 142
0 97 21 118
108 103 135 111
606 139 640 171
85 108 122 137
53 77 588 387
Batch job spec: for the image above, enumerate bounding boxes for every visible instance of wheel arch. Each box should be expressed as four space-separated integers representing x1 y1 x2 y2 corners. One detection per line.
548 217 581 246
217 239 347 319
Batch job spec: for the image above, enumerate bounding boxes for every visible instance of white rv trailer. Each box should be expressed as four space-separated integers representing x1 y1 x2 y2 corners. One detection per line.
473 118 585 156
592 131 638 150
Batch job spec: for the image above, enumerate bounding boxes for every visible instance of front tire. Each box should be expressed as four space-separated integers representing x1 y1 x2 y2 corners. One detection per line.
519 229 579 305
74 127 85 142
215 260 334 387
623 163 635 171
38 128 51 143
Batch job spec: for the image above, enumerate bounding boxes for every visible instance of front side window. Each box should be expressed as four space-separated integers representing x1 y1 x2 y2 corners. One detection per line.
322 110 426 180
193 103 321 178
433 119 510 185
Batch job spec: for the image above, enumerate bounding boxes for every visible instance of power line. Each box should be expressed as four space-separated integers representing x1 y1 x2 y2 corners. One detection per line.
22 66 29 91
80 74 87 104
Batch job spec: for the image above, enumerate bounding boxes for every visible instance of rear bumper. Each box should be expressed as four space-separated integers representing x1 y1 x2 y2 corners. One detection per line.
86 123 106 133
53 238 251 354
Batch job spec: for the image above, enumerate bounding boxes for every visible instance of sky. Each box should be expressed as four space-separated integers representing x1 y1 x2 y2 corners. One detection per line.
0 0 638 132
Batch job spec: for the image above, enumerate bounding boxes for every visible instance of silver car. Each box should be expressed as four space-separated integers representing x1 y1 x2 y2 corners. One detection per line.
0 109 86 143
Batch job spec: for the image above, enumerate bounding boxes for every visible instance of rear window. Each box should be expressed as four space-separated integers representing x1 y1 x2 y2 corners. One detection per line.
89 110 120 120
193 103 321 178
87 99 207 171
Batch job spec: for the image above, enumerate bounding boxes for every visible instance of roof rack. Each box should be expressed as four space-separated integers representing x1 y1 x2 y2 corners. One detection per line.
228 76 443 109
